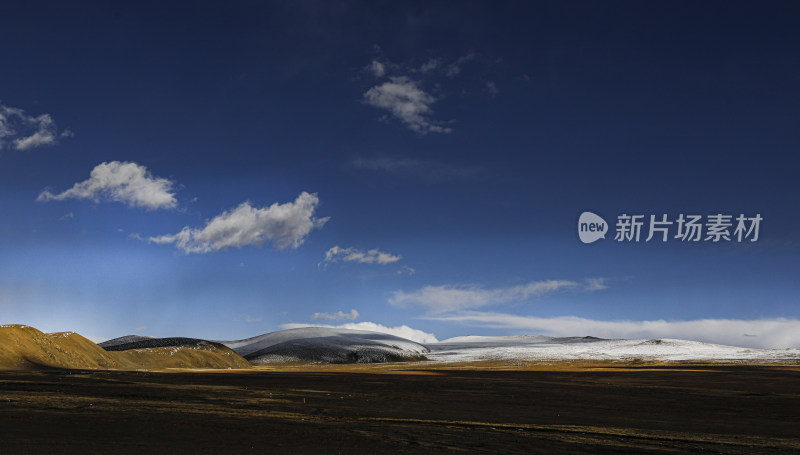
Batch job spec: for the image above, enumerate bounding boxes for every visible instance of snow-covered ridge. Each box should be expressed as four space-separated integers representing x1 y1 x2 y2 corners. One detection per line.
220 327 430 364
96 328 800 365
427 336 800 362
222 327 428 356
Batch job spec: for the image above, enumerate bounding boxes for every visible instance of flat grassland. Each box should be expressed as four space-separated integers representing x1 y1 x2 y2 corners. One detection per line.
1 361 798 454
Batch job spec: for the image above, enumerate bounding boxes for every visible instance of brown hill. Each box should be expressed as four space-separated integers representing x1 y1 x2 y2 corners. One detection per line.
113 344 252 369
0 325 126 370
0 325 250 371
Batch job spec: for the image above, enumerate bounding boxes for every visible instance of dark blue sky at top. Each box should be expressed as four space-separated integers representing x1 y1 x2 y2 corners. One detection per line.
1 1 798 346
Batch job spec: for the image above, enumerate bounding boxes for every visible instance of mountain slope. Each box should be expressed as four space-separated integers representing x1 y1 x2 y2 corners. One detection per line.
100 337 219 351
0 325 128 370
221 327 430 364
111 344 252 369
99 335 252 369
0 325 250 370
98 335 154 349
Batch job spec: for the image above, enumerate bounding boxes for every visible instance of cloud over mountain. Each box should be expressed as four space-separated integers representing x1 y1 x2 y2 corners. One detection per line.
280 322 438 345
423 312 800 349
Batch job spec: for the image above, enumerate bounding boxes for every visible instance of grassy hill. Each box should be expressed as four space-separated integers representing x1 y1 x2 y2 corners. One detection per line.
0 325 250 370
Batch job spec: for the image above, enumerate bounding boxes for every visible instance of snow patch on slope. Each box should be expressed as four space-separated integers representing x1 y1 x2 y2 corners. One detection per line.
428 336 800 362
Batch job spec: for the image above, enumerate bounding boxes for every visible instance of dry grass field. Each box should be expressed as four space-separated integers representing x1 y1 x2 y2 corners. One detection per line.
1 361 799 454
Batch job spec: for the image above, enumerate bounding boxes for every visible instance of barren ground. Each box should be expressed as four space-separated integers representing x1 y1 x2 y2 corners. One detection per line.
1 361 799 454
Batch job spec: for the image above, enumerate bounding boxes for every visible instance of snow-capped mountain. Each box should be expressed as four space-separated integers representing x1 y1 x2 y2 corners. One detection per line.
219 327 430 364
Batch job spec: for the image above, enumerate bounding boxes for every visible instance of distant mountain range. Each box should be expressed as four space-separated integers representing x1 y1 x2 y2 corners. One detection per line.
2 324 798 371
100 327 431 364
428 335 800 363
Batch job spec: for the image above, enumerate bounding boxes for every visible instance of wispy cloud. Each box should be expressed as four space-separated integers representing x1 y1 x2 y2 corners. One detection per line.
359 52 493 134
321 246 401 268
584 277 608 291
418 58 441 74
0 102 72 151
390 280 585 314
422 312 800 349
244 315 262 323
397 265 416 276
485 81 499 97
311 309 359 321
348 156 480 181
363 76 451 134
281 321 438 344
37 161 177 210
444 53 477 77
135 325 147 332
366 59 386 77
149 192 328 253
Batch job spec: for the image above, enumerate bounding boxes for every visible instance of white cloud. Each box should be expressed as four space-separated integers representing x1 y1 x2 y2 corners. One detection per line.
244 315 262 323
135 325 147 332
366 59 386 77
311 309 359 321
14 116 56 150
321 246 401 268
0 103 72 151
281 321 438 344
390 280 581 314
149 191 328 253
37 161 177 210
423 312 800 349
363 76 451 134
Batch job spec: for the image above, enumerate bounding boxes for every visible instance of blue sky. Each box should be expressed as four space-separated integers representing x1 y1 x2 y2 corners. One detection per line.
1 1 799 348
